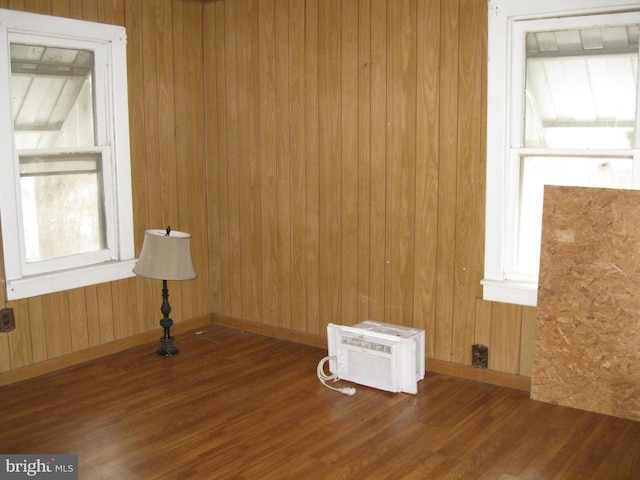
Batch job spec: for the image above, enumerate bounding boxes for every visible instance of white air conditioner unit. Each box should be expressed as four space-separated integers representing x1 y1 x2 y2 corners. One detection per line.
327 320 425 394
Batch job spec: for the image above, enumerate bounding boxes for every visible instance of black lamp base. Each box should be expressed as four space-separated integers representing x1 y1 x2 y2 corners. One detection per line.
157 341 179 356
157 279 179 357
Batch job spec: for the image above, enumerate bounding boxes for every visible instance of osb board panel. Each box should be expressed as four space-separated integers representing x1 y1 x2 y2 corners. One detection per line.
531 186 640 421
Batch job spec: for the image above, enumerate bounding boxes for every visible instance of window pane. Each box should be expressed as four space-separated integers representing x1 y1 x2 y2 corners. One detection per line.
525 26 638 149
11 43 95 149
516 156 632 278
19 153 106 262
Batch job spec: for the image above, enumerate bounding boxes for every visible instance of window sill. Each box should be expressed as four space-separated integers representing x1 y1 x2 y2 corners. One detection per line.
481 278 538 307
5 259 137 301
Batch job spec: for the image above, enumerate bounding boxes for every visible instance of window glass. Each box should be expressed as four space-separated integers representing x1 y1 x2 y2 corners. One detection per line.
524 26 638 149
19 153 105 262
11 44 95 149
11 43 104 265
514 24 639 280
516 156 632 276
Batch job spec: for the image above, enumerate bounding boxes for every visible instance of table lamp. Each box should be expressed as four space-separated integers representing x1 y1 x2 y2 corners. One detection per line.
133 227 197 356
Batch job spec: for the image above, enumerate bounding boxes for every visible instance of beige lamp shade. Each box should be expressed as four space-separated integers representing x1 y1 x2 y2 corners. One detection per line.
133 229 197 281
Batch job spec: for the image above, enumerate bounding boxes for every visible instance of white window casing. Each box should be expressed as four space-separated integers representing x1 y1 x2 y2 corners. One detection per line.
483 0 640 306
0 9 135 300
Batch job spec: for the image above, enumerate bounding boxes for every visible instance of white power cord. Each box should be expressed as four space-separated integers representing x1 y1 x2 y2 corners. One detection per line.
317 356 356 396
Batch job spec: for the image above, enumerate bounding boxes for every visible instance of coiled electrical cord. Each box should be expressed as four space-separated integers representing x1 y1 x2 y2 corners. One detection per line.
316 356 356 396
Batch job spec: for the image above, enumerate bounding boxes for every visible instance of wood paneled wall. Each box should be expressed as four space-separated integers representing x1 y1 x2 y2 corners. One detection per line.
0 0 536 387
0 0 212 381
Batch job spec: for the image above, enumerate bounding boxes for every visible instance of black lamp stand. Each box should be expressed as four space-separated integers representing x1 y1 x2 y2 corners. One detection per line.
157 279 179 356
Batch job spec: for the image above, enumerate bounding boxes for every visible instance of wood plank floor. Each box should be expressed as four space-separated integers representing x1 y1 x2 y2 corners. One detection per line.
0 324 639 479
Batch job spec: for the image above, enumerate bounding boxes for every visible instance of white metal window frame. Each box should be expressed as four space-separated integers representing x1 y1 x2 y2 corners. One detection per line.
483 0 640 307
0 9 135 300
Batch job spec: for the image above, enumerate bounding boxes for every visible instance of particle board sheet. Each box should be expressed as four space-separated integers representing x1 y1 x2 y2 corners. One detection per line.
531 185 640 421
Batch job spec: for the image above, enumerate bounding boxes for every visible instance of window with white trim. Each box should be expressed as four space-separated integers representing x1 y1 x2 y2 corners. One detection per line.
483 0 640 306
0 9 135 300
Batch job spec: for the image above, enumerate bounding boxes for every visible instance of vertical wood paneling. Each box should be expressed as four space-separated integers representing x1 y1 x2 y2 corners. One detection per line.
203 1 222 317
452 0 485 365
24 0 47 14
169 0 188 326
128 1 157 334
369 0 387 322
5 1 21 11
474 297 492 348
7 300 32 369
0 342 9 373
137 0 164 332
289 0 307 332
237 0 262 324
96 284 114 343
0 0 539 384
79 0 98 20
317 0 342 327
183 0 208 319
98 0 125 24
414 0 440 355
434 0 459 362
68 0 82 19
113 279 137 339
85 287 101 347
491 302 522 373
224 1 244 320
303 0 319 334
157 0 179 229
27 298 47 363
274 0 293 330
385 0 416 326
50 0 68 17
141 1 161 229
211 0 231 316
68 289 90 352
356 0 371 324
257 0 278 327
43 292 71 358
0 340 8 373
340 0 359 326
519 305 537 377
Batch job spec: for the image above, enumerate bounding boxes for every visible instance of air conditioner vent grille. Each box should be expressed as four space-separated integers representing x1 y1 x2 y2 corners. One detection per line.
348 350 392 384
340 334 392 354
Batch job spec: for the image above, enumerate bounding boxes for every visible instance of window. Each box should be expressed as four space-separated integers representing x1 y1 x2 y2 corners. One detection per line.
0 9 135 300
483 0 640 306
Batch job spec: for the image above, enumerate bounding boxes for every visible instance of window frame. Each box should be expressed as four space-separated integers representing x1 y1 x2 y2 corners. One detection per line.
483 0 640 307
0 9 135 300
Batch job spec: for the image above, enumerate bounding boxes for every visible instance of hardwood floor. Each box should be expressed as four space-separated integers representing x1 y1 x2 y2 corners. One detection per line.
0 324 638 479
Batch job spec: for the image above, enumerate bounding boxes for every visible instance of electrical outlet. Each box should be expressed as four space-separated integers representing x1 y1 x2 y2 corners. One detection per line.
472 344 488 368
1 308 15 333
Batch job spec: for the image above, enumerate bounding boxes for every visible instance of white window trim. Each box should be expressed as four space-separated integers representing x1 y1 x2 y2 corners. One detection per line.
483 0 640 307
0 9 135 300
